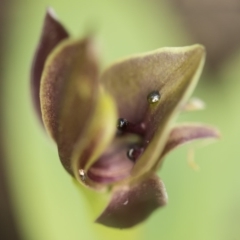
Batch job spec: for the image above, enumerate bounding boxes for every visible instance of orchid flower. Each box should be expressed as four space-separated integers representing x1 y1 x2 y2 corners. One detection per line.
31 9 220 229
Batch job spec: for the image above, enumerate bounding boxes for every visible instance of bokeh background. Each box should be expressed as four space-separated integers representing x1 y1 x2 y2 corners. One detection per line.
1 0 240 239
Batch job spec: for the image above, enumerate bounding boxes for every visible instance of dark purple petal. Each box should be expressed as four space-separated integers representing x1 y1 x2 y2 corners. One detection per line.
161 124 220 158
31 8 69 124
86 138 135 184
96 175 167 228
40 37 102 174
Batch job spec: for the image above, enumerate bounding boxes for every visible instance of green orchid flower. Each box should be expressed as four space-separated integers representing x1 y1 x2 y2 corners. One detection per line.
31 9 220 229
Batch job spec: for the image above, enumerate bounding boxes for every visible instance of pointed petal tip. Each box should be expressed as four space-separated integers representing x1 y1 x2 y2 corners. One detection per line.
192 44 206 64
173 44 205 66
163 44 205 56
192 43 205 51
31 8 69 125
195 44 206 59
185 44 206 64
95 176 167 229
187 44 205 54
46 7 57 19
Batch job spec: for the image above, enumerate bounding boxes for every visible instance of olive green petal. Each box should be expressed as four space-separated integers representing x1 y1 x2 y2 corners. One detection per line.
130 45 206 179
31 8 69 124
101 45 204 124
96 175 167 228
160 123 220 159
40 37 100 174
71 90 118 188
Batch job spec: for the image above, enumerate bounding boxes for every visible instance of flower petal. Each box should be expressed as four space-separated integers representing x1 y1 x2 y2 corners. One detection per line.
102 45 205 180
85 135 141 185
31 8 69 123
101 45 204 123
71 90 118 186
129 45 205 179
96 175 167 228
161 123 220 159
86 139 134 184
40 37 102 174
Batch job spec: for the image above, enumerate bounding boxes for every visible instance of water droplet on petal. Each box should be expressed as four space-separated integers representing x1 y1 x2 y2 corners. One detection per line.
127 147 144 161
117 118 128 130
123 199 129 205
147 91 161 104
79 169 86 182
127 148 135 160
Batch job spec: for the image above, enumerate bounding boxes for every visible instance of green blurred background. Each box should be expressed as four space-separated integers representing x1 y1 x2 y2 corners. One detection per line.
1 0 240 239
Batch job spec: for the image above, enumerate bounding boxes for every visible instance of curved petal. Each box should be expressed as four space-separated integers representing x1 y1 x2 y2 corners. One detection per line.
101 45 204 123
96 175 167 228
31 8 69 123
85 135 141 185
40 37 101 174
86 140 134 184
101 45 206 180
161 123 220 159
71 90 118 187
132 45 206 179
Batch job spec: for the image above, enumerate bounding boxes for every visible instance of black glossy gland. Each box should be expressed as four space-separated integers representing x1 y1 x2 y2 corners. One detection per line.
117 118 146 136
147 90 161 104
117 118 128 130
